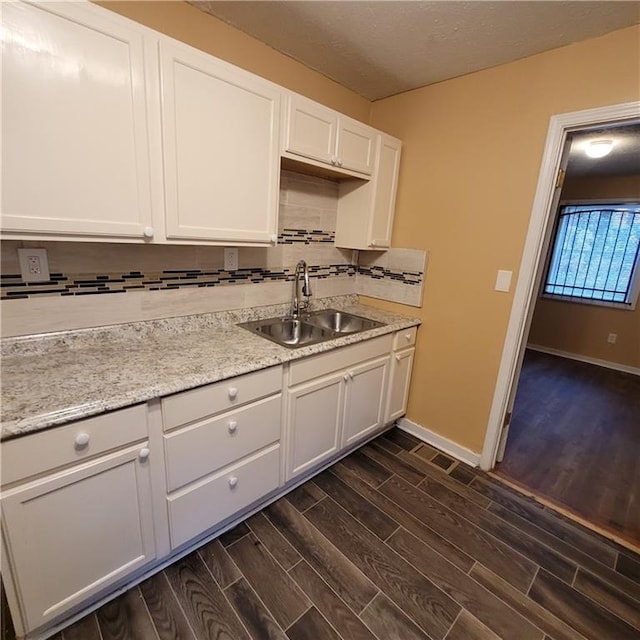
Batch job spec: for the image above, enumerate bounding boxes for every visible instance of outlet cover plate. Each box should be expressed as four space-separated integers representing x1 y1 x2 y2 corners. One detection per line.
18 248 50 283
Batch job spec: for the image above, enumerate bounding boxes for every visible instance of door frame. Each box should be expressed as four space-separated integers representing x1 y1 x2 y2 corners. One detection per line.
479 100 640 471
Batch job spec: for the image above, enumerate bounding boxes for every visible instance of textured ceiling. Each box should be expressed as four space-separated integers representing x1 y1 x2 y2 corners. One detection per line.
567 124 640 178
190 1 640 100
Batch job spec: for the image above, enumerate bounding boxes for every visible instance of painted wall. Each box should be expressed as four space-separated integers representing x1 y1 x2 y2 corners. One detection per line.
97 1 370 122
528 173 640 369
366 25 640 453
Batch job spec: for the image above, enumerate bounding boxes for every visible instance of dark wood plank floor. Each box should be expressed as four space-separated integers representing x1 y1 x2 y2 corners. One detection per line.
6 428 639 640
495 349 640 547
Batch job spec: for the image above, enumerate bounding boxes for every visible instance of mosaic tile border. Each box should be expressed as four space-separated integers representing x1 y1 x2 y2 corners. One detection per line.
357 265 424 286
278 229 335 244
0 264 357 300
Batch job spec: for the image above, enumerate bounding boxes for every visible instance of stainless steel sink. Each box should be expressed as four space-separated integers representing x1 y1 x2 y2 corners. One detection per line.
305 309 383 334
239 309 384 348
239 317 333 348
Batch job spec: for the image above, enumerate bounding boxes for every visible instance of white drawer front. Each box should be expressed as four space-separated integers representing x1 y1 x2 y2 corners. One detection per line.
167 444 280 549
289 335 392 386
164 394 281 491
162 365 282 431
393 327 417 351
1 405 148 486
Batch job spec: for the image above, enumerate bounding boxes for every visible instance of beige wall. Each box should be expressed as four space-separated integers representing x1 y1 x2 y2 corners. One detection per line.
97 1 370 122
528 173 640 368
366 25 640 453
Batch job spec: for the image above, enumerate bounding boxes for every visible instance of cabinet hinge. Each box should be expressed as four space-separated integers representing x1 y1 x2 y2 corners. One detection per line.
503 411 512 428
555 168 566 190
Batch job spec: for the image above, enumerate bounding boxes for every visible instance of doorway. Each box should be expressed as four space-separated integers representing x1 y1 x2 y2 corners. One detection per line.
480 101 640 548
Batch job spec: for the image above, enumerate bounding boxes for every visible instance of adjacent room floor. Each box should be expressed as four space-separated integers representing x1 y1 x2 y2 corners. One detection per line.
495 349 640 548
5 428 639 640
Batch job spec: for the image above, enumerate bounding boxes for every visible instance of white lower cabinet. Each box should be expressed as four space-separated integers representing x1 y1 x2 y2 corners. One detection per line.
0 407 155 635
286 335 393 481
160 366 283 550
386 327 417 423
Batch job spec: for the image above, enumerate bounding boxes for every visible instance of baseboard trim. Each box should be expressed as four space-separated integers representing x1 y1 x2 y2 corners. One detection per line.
527 344 640 376
397 418 481 467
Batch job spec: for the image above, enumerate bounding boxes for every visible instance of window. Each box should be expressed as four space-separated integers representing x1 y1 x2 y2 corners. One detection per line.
543 203 640 307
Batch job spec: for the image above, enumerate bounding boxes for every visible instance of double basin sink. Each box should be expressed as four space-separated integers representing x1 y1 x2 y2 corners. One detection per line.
240 309 384 348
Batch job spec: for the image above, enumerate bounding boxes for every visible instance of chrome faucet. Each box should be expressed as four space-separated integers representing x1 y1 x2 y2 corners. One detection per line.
291 260 312 318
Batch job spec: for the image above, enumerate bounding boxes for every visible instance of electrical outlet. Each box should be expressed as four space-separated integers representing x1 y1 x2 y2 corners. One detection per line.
607 333 617 344
224 248 239 271
18 248 50 283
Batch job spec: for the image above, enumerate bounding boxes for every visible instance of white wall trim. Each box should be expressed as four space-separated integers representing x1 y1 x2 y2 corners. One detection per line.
480 101 640 471
397 418 481 467
527 343 640 376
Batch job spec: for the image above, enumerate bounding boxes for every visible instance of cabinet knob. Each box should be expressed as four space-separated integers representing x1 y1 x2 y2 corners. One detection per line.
330 155 337 166
405 333 412 342
74 432 90 448
143 226 154 239
349 371 354 379
228 476 238 489
138 447 151 461
336 158 343 167
395 354 401 362
343 373 349 382
270 234 278 245
228 387 238 400
228 421 238 434
370 240 377 247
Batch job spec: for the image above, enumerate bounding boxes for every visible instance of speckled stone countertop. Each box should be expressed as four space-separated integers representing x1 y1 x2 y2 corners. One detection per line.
0 296 420 440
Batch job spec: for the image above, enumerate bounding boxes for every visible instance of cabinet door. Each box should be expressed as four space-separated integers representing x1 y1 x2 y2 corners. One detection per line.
1 1 154 240
284 95 337 166
342 355 390 446
1 444 156 632
160 40 281 243
336 119 376 175
368 134 402 248
286 373 344 479
386 348 415 423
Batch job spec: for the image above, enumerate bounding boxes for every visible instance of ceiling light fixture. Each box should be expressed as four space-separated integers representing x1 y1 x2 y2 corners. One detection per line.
585 139 614 158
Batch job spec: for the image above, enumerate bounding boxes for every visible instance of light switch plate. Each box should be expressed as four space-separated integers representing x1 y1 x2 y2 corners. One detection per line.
495 269 512 292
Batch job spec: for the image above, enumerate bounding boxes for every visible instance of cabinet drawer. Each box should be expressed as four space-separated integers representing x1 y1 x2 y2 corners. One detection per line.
393 327 417 351
162 365 282 431
1 404 148 486
164 394 281 491
167 444 280 549
290 335 392 386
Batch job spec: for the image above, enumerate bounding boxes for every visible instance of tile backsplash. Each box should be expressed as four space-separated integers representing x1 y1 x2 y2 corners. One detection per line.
1 171 426 336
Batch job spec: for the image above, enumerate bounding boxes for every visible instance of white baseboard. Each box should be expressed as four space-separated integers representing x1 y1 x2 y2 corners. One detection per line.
527 344 640 376
396 418 481 467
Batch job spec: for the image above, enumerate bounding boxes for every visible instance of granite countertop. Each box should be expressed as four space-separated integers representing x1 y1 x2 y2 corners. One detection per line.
0 296 420 440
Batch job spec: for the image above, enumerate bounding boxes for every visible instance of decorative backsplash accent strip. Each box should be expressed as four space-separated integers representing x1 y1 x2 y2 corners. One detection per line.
357 265 423 286
278 229 335 244
0 264 357 300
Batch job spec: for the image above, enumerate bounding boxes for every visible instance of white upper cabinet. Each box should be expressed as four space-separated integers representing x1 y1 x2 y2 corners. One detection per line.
335 133 402 250
284 94 376 176
1 1 155 241
159 40 281 244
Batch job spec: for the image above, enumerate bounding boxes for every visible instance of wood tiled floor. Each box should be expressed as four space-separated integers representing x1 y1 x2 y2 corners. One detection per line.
495 349 640 546
6 428 640 640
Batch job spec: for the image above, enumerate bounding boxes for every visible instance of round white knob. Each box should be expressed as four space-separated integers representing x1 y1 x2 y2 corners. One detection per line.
74 432 90 448
228 387 238 400
343 374 349 382
228 476 238 489
337 158 343 167
396 354 401 362
138 447 151 461
270 234 278 245
370 240 377 247
405 333 412 341
143 226 154 239
228 421 238 434
349 371 354 379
